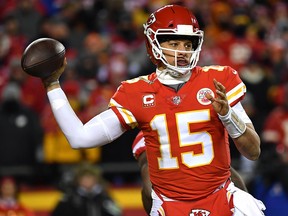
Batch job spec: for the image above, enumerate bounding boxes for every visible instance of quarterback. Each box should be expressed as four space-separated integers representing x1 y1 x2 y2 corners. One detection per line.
42 4 265 216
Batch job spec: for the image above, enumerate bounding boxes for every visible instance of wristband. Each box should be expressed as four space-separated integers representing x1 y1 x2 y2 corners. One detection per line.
49 80 60 86
43 80 59 88
218 106 247 138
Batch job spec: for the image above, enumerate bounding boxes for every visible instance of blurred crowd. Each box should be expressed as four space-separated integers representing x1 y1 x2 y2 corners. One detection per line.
0 0 288 215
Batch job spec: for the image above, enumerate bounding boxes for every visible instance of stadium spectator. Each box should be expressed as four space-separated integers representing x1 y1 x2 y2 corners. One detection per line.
0 0 287 213
51 163 122 216
0 82 43 183
0 176 35 216
8 0 42 41
262 83 288 164
239 61 275 133
252 144 288 216
41 4 265 215
6 57 46 115
252 82 288 215
2 14 27 62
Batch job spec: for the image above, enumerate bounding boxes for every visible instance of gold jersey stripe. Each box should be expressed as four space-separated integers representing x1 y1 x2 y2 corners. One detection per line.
109 99 138 128
227 83 246 105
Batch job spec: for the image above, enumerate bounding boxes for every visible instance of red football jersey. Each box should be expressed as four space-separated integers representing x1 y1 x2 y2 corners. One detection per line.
109 65 246 201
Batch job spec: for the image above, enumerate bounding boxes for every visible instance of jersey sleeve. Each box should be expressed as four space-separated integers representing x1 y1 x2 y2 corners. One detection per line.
109 83 138 130
223 66 246 107
132 131 146 160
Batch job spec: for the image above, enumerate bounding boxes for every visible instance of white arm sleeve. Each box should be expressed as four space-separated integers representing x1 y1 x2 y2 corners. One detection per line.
47 88 126 149
232 102 252 124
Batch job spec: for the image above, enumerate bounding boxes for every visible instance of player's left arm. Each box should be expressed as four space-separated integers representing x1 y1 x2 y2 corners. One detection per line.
206 79 261 161
230 166 248 192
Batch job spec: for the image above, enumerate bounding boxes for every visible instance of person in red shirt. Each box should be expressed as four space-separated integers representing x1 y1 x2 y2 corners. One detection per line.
40 4 265 216
262 83 288 162
0 177 35 216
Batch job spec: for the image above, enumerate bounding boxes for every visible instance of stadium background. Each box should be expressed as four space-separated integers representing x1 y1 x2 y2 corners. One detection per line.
0 0 287 215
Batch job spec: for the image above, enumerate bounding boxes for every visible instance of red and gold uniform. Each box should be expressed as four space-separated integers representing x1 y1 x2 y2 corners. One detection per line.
110 65 245 201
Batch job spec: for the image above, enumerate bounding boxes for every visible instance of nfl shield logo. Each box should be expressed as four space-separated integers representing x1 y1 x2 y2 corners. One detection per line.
172 96 181 105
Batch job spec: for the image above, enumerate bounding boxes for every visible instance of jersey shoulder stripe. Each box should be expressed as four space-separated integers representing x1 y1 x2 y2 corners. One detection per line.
227 82 246 105
199 65 246 106
109 99 138 129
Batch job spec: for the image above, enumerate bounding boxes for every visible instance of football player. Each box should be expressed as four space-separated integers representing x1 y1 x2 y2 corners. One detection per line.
42 4 265 216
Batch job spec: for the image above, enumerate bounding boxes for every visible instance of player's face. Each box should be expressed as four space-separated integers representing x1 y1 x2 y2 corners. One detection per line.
160 39 193 68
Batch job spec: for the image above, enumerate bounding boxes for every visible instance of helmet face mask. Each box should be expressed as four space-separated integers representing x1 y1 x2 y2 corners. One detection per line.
144 5 204 78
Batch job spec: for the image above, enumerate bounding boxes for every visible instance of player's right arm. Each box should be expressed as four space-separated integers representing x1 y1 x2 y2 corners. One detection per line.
41 58 126 149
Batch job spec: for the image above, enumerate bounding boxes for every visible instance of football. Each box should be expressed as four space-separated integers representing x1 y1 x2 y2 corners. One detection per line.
21 38 65 78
